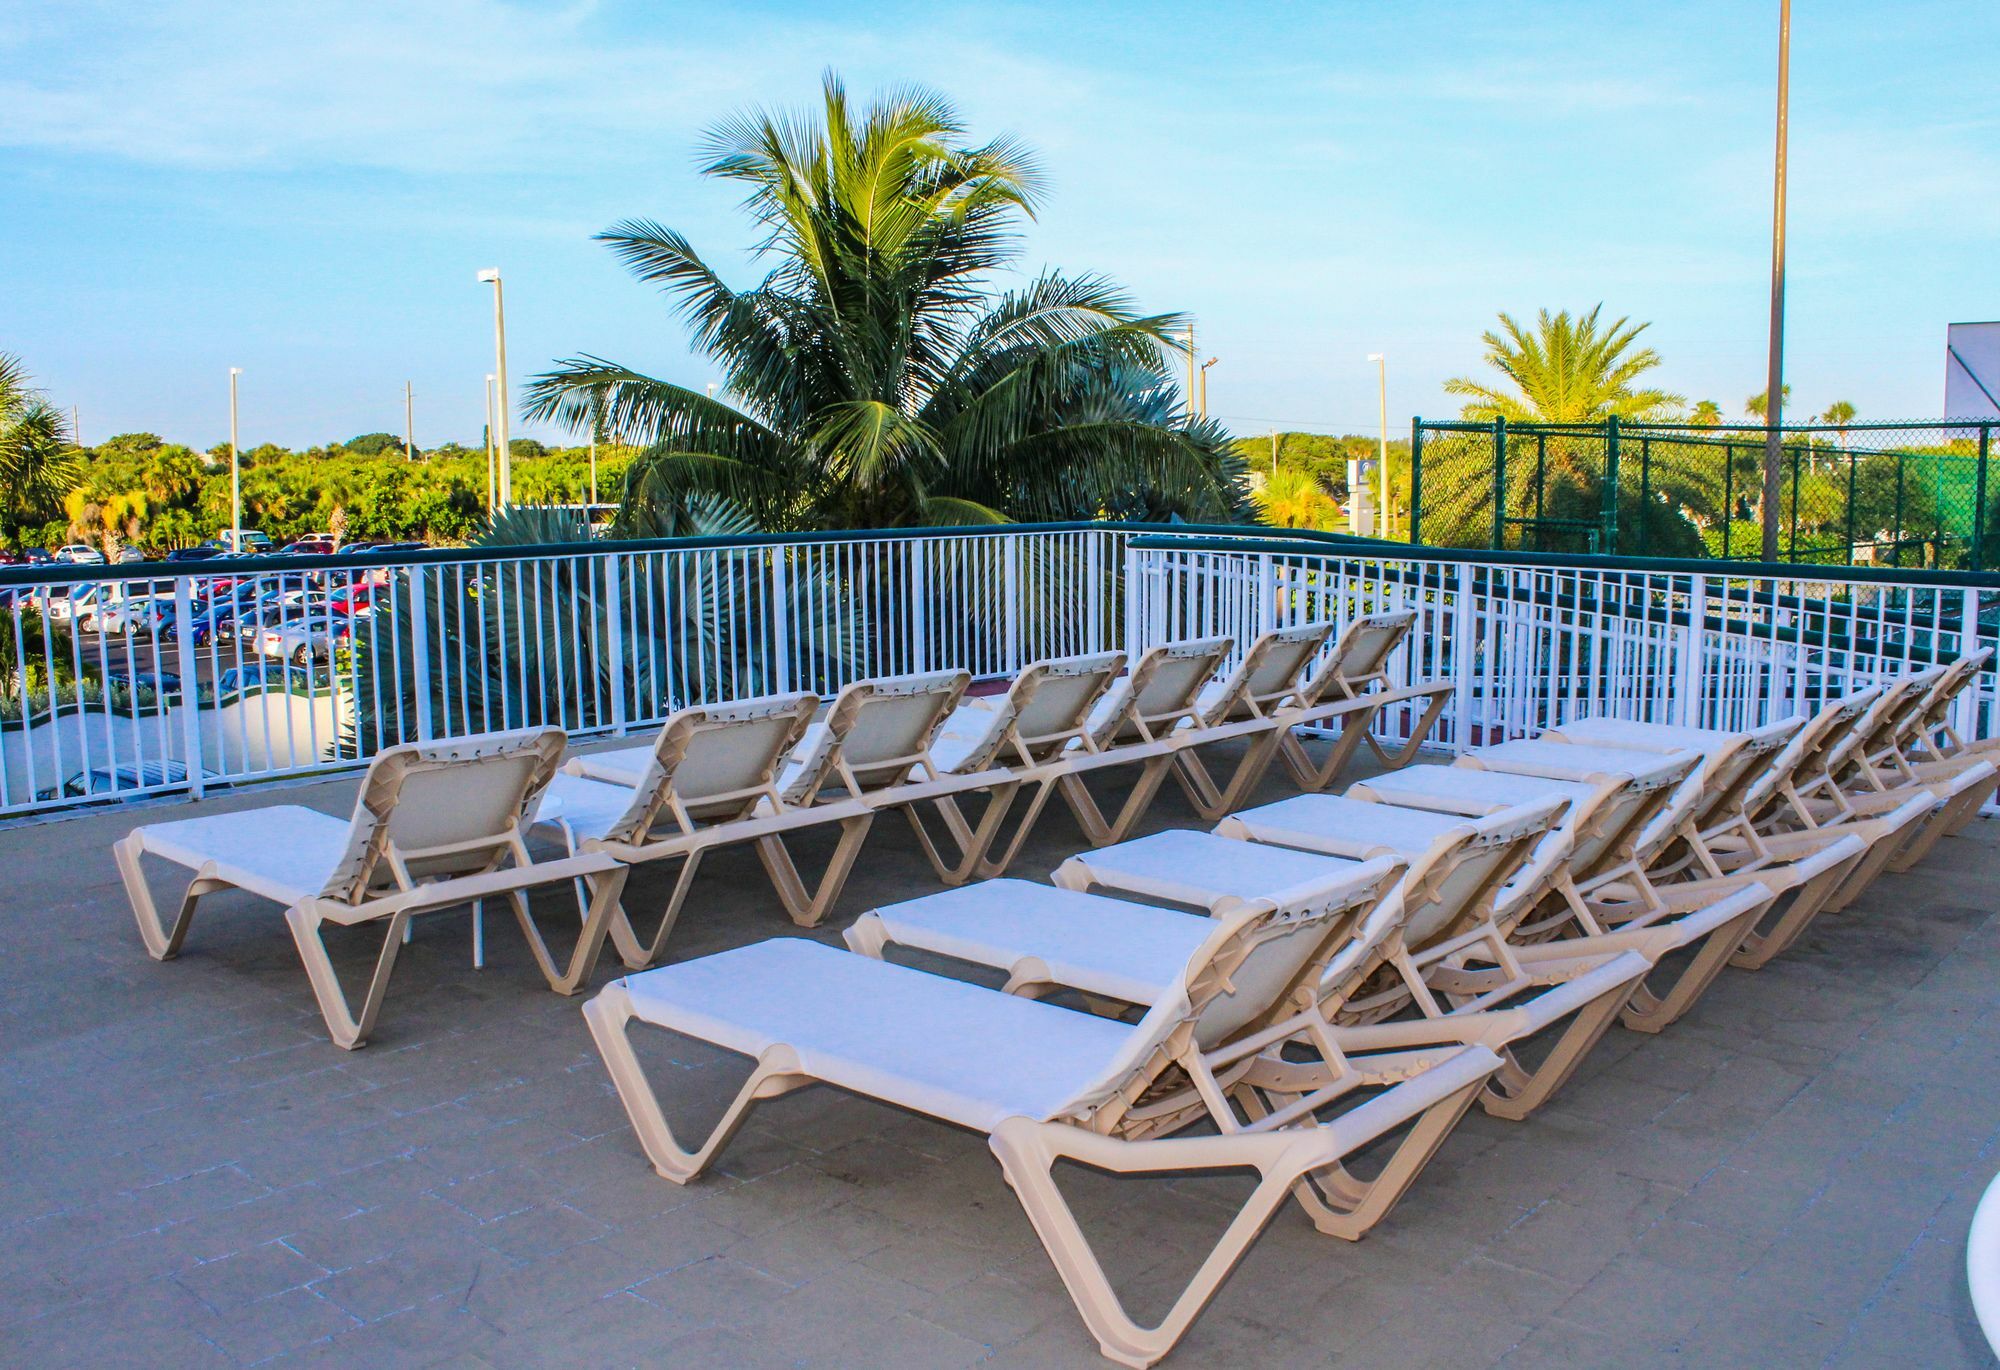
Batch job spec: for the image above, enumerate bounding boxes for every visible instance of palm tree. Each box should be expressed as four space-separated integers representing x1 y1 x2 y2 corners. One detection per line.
1744 385 1792 422
526 74 1244 532
1252 468 1336 530
0 352 81 546
1689 399 1723 427
1442 306 1682 424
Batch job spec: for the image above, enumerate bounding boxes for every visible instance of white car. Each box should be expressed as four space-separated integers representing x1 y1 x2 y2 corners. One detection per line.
259 617 350 665
53 544 107 565
89 597 175 635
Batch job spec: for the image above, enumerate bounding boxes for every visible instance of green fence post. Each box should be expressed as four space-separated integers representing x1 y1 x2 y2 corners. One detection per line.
1533 432 1548 550
1409 418 1424 546
1604 415 1621 554
1976 424 1992 572
1894 456 1906 568
1722 441 1734 559
1492 417 1507 550
1844 447 1858 564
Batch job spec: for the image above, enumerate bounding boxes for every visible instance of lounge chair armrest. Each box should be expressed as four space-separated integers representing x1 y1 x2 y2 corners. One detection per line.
1332 952 1650 1051
311 850 625 924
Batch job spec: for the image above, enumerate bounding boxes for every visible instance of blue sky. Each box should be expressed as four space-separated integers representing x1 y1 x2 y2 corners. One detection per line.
3 0 1995 450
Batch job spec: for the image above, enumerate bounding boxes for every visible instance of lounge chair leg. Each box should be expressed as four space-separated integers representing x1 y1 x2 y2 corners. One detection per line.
754 813 875 927
1729 853 1859 969
1278 716 1374 793
1619 898 1768 1033
904 782 1024 885
508 866 631 994
583 986 805 1184
472 900 484 969
1058 755 1177 848
1173 728 1287 822
1480 977 1639 1119
1360 691 1450 770
973 778 1066 881
608 853 704 968
116 835 223 961
284 903 412 1050
988 1119 1318 1370
1277 1075 1489 1238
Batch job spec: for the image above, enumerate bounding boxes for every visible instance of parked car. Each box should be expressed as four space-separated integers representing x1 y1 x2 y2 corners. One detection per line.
114 547 149 564
0 549 22 566
214 663 323 698
22 547 53 565
214 529 274 554
45 583 106 624
109 669 184 697
279 539 336 557
164 545 224 563
259 616 350 665
327 585 380 617
53 544 106 565
39 760 219 804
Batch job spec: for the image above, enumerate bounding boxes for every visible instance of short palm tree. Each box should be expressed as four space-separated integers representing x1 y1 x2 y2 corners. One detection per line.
526 74 1244 532
1745 385 1792 422
1443 306 1682 424
0 352 80 545
1252 468 1336 530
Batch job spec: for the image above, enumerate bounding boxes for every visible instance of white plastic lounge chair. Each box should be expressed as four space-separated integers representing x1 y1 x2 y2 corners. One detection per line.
538 693 877 964
587 876 1502 1367
1036 812 1711 1113
1171 622 1335 820
1275 610 1454 789
115 728 628 1048
1352 751 1843 1029
1052 635 1239 847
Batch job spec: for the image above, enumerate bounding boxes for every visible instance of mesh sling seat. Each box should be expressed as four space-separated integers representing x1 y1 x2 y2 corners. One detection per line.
537 692 877 965
585 867 1502 1368
114 728 628 1048
1271 610 1453 790
998 812 1666 1121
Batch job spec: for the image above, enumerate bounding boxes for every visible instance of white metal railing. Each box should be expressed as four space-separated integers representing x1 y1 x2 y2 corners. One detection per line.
0 524 1141 817
10 523 1998 818
1127 539 1999 756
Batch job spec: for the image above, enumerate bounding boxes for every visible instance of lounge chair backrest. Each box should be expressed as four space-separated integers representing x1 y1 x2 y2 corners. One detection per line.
1299 610 1419 704
1829 672 1938 781
793 670 970 798
322 726 567 903
966 651 1123 769
1204 623 1334 722
1096 636 1234 745
1914 650 1992 747
1746 685 1881 815
1398 796 1567 948
1558 760 1691 881
1869 664 1951 760
602 692 818 844
1688 716 1803 832
1052 854 1406 1131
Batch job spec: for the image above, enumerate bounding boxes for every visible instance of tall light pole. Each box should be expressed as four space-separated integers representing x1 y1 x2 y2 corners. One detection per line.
1761 0 1791 562
1200 357 1217 419
1368 353 1390 539
484 374 498 513
588 394 600 525
404 380 415 461
229 367 243 551
477 269 511 506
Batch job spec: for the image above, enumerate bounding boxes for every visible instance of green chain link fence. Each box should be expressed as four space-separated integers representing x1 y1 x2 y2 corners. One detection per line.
1410 417 1998 568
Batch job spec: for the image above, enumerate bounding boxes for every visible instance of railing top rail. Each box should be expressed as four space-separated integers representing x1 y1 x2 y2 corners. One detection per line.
1127 531 2000 591
1416 415 1995 437
0 519 1313 591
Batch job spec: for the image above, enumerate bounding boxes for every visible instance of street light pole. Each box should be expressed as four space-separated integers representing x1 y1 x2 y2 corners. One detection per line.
484 374 498 514
229 367 243 552
1200 357 1217 419
588 395 599 526
477 269 511 506
1368 353 1390 539
1185 326 1197 422
404 380 415 461
1761 0 1791 563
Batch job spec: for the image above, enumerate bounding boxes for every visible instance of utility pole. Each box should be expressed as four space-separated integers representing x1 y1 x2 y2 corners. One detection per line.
229 368 243 552
1200 357 1217 420
70 406 79 447
588 394 600 525
1270 429 1279 474
484 374 498 514
1761 0 1791 562
477 269 511 505
404 381 415 460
